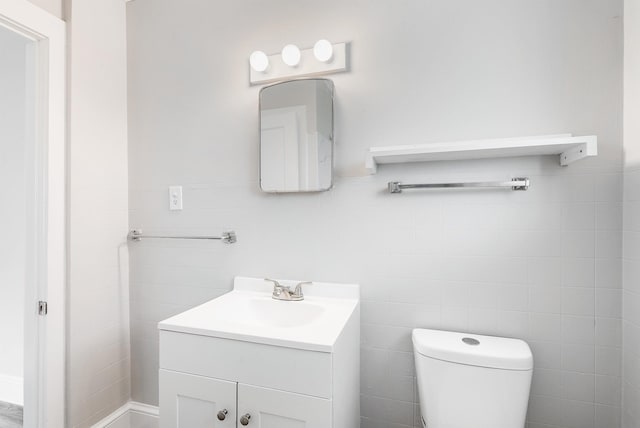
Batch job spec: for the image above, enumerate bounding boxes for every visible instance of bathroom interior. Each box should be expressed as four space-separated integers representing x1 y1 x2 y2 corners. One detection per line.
1 0 640 427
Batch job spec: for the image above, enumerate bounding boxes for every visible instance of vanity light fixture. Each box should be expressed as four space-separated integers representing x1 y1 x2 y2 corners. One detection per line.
249 50 269 72
281 44 301 67
249 41 348 85
313 39 334 63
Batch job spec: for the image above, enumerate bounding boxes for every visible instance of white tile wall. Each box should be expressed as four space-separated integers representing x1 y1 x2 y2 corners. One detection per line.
126 1 624 427
128 168 623 428
622 168 640 427
622 0 640 425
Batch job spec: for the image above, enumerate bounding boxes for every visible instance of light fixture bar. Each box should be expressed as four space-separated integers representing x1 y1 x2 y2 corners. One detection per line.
249 42 348 85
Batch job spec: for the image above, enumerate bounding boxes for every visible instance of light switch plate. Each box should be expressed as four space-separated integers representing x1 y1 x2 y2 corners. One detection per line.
169 186 183 210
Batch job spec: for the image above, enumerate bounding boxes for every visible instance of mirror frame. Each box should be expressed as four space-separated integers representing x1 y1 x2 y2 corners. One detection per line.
259 78 335 193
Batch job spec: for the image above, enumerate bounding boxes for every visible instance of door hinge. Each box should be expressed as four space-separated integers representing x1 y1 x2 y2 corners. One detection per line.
38 301 48 316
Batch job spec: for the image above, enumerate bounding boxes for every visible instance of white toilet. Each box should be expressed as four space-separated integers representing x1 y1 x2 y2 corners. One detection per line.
412 329 533 428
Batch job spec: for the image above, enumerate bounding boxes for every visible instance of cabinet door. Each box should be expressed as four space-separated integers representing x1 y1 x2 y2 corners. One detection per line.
159 369 236 428
237 383 331 428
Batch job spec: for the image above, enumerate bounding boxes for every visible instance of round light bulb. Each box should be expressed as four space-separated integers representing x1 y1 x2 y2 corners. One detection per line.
281 44 301 67
313 39 333 63
249 50 269 72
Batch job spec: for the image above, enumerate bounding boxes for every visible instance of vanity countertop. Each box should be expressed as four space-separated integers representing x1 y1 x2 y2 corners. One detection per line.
158 276 359 352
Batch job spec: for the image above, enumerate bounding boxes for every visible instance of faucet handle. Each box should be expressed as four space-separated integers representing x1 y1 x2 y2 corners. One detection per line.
293 281 313 297
264 278 282 289
265 278 289 299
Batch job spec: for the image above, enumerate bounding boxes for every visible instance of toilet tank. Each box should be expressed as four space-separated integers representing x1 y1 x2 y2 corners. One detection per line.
412 329 533 428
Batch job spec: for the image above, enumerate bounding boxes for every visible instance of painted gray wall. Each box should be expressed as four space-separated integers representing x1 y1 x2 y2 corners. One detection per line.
66 0 130 426
27 0 62 19
127 1 624 426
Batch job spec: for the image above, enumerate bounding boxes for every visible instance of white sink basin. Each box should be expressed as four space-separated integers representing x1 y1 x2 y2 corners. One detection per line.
245 297 325 328
205 294 326 329
158 277 360 352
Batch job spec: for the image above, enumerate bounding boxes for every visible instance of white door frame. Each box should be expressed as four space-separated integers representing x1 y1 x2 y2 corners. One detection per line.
0 1 65 427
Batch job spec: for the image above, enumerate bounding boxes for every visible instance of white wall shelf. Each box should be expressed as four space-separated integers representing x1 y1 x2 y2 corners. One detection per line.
365 134 598 174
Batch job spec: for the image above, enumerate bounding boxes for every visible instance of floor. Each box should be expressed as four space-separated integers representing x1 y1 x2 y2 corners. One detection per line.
105 411 158 428
0 401 23 428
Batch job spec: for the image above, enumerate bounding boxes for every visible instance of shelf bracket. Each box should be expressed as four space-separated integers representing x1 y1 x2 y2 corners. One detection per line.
560 137 597 165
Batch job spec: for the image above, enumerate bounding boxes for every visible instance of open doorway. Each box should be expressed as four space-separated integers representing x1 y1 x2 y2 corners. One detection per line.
0 1 65 427
0 24 33 427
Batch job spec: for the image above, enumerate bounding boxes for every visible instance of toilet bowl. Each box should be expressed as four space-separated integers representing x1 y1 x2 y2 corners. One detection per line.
412 329 533 428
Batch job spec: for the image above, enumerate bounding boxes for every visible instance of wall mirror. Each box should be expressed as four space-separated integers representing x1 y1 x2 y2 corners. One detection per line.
260 79 334 193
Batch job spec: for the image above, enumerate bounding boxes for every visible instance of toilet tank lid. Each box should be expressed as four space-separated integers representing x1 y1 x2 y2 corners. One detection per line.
412 329 533 371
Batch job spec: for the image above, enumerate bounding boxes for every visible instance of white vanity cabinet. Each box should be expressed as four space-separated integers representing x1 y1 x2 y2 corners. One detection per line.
160 369 331 428
237 383 331 428
158 277 360 428
159 370 236 427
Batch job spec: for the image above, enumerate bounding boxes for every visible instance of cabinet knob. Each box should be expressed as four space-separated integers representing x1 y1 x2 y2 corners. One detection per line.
217 409 228 421
240 413 251 425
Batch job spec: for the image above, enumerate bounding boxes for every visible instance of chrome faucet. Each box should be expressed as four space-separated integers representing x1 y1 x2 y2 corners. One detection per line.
265 278 312 301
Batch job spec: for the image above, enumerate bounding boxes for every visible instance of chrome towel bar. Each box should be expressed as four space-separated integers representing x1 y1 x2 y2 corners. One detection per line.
388 177 530 193
127 229 237 244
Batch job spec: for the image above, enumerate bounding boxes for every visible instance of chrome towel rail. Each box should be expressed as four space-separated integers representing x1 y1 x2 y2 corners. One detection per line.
128 229 237 244
388 177 530 193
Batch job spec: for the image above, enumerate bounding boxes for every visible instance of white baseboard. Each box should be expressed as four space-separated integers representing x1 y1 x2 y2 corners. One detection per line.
91 401 159 428
0 373 23 405
128 401 159 416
